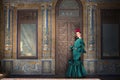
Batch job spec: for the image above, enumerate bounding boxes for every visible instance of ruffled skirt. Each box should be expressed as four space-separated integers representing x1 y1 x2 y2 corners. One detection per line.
66 59 87 78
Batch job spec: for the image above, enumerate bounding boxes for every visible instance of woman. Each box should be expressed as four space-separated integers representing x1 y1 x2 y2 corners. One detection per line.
66 28 87 78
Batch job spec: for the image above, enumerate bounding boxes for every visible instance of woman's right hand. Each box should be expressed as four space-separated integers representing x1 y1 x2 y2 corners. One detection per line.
70 46 73 50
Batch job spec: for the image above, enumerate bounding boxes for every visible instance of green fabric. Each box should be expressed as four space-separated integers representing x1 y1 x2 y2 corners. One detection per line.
66 38 87 78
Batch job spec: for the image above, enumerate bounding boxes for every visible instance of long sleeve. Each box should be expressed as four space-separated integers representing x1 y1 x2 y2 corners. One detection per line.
74 38 86 54
79 39 86 54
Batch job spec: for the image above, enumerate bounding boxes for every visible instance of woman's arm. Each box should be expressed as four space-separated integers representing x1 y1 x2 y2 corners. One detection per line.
77 39 86 53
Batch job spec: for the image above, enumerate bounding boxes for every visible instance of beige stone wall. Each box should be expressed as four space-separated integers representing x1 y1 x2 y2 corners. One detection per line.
0 1 3 59
0 0 4 73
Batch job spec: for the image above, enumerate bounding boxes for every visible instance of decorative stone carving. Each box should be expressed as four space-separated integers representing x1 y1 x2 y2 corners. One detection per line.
86 0 120 2
4 5 13 59
86 3 97 52
41 4 52 58
3 0 53 4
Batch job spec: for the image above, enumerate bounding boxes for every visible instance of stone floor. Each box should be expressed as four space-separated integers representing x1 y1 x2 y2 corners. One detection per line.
1 78 100 80
1 75 120 80
0 74 7 79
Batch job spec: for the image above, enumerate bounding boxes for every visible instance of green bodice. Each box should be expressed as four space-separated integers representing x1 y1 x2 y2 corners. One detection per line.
70 38 86 60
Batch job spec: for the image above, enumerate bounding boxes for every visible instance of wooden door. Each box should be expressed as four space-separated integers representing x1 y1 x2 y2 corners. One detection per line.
55 0 83 75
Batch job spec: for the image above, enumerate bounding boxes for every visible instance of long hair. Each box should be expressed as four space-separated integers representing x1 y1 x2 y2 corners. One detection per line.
74 36 79 41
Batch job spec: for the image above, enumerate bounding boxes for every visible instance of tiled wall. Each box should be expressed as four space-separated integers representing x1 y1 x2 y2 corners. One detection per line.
1 59 55 75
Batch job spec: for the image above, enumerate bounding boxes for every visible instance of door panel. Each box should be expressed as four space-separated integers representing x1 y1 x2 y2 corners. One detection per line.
55 0 83 75
56 21 68 74
56 20 82 74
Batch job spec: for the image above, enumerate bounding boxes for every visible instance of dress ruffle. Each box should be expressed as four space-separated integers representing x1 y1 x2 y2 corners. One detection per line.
66 59 87 78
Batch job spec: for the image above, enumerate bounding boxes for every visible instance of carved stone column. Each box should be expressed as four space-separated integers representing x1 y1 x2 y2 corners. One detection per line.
86 2 97 74
41 3 55 75
3 3 14 59
87 3 97 58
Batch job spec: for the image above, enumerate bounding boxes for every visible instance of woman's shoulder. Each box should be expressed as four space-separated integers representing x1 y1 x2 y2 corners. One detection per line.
79 38 85 44
75 38 82 43
75 38 84 42
78 38 83 41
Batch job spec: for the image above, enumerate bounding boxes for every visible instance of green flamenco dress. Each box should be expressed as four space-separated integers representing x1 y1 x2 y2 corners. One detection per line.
66 38 87 78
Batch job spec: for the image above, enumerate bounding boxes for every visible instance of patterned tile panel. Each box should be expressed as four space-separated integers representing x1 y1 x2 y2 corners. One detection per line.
41 60 51 74
1 59 55 75
96 60 120 74
1 60 13 73
12 60 41 75
86 0 120 2
84 59 120 75
3 0 53 3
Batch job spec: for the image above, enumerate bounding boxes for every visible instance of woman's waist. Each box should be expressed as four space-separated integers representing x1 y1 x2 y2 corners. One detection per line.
72 46 81 49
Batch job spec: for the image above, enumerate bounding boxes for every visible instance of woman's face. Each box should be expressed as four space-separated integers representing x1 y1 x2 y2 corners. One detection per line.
76 32 81 38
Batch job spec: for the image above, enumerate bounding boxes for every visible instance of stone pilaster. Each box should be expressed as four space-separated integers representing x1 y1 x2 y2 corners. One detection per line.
41 3 55 75
85 2 98 74
86 3 97 59
4 4 14 59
